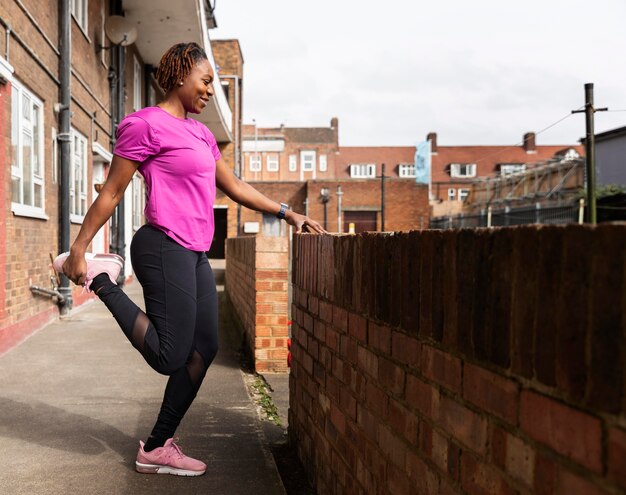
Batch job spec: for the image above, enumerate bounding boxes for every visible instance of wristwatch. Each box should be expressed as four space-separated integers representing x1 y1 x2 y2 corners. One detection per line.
276 203 288 220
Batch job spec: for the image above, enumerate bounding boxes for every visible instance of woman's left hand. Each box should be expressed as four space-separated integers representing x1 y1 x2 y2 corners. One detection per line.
285 211 327 234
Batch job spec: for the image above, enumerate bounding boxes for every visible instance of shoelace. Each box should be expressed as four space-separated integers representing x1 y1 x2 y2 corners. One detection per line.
165 439 185 460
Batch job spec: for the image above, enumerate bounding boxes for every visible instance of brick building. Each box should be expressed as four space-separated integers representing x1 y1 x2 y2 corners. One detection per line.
0 1 235 341
240 122 429 234
428 131 584 217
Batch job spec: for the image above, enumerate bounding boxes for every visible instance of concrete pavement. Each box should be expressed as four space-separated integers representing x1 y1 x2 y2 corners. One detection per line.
0 277 287 495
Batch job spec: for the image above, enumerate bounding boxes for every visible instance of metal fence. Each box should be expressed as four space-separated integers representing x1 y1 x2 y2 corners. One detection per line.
430 203 582 230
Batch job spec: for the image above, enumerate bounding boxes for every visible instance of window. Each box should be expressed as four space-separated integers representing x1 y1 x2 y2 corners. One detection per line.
450 163 476 178
350 164 376 178
399 164 416 178
319 154 327 172
262 213 285 237
71 0 88 32
289 154 297 172
448 188 456 201
500 164 526 176
267 154 279 172
221 81 230 105
250 154 261 172
70 128 88 222
458 189 470 202
11 80 45 217
132 174 144 230
133 57 142 111
301 151 315 171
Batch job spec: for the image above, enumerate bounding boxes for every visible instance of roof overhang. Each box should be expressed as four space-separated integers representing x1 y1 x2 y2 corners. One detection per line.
122 0 232 143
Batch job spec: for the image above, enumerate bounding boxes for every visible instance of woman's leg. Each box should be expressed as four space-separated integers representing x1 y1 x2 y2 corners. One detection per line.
146 253 219 447
91 225 211 450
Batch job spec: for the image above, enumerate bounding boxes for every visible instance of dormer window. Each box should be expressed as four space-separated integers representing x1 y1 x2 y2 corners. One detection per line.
449 163 476 178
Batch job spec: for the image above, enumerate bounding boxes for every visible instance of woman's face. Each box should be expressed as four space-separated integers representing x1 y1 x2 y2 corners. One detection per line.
177 59 215 114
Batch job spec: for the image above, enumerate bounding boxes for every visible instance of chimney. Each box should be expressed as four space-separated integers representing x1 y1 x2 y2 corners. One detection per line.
331 117 339 145
523 132 536 153
427 132 438 153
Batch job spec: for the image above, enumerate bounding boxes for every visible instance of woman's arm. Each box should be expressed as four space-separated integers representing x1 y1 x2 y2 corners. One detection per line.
215 158 326 233
63 155 140 285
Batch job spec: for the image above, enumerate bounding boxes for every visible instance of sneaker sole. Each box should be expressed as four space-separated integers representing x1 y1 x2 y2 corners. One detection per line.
135 461 206 476
52 252 124 273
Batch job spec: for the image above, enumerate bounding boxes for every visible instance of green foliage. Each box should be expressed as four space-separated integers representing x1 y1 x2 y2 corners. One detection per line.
251 377 283 427
576 184 626 200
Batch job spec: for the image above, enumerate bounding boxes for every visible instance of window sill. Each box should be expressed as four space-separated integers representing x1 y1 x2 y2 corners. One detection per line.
12 203 49 221
70 214 85 225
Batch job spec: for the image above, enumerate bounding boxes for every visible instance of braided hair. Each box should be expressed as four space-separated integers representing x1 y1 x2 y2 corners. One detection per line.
155 42 208 93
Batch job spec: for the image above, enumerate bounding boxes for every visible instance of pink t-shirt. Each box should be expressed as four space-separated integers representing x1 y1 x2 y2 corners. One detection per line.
114 106 221 251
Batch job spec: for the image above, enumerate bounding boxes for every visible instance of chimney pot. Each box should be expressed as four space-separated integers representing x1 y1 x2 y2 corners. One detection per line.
427 132 438 152
523 132 536 153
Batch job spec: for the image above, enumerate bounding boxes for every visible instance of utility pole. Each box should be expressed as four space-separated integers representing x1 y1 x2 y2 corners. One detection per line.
380 163 386 232
572 83 607 224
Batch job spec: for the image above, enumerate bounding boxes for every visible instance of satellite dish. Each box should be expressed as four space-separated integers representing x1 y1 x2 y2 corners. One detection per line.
104 15 138 46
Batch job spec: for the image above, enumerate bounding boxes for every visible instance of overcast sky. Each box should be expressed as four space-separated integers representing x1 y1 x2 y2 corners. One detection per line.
211 0 626 147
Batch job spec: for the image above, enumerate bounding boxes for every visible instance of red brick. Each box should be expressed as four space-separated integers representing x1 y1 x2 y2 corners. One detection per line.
533 452 556 495
431 428 449 473
387 463 411 495
319 300 333 324
330 402 346 435
461 453 517 495
463 363 519 424
340 335 358 365
388 400 418 444
419 421 433 457
325 325 339 351
347 311 366 342
391 331 420 367
406 374 435 418
378 424 407 470
557 468 608 495
378 357 406 397
357 345 378 379
520 391 602 473
369 321 391 354
437 395 488 455
422 344 462 393
333 305 349 332
365 381 389 419
505 433 535 488
405 450 439 494
356 405 378 443
339 387 357 422
608 426 626 489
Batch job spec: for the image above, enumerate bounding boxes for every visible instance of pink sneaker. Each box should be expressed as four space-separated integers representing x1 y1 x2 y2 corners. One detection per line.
135 438 206 476
53 252 124 290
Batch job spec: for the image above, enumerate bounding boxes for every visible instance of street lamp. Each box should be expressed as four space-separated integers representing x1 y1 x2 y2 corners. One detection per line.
320 187 330 231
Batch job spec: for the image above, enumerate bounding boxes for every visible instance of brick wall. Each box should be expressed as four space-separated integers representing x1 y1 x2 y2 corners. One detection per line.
289 225 625 494
225 236 290 372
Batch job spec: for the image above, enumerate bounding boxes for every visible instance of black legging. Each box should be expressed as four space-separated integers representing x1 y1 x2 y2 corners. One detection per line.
91 224 219 445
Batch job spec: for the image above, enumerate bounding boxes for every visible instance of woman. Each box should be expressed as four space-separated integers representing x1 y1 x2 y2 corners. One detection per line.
55 42 324 477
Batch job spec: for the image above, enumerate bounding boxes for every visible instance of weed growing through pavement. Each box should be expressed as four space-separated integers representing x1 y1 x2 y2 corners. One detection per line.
251 376 283 427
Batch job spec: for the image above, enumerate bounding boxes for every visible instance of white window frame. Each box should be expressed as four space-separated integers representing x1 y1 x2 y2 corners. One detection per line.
500 164 526 176
399 163 416 178
250 154 261 172
350 163 376 179
71 0 89 33
448 188 456 201
70 128 89 223
11 79 47 219
266 154 279 172
301 151 316 172
458 188 470 202
132 173 144 230
133 56 142 111
450 163 477 178
319 154 327 172
289 154 297 172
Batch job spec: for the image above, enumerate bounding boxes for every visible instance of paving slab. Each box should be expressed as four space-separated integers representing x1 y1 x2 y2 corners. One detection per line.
0 280 286 495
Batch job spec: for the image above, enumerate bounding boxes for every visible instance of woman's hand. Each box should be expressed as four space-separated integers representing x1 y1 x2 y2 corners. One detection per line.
285 211 327 234
62 248 88 286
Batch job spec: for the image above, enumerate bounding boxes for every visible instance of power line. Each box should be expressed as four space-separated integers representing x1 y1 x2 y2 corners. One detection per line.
473 106 584 165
